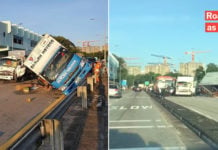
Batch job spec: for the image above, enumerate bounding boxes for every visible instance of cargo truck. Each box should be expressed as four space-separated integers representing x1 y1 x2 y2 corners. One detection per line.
175 76 195 96
24 34 92 95
0 50 26 81
154 76 176 95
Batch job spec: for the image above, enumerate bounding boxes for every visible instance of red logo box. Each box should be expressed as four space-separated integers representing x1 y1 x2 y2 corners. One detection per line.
205 11 218 21
205 22 218 32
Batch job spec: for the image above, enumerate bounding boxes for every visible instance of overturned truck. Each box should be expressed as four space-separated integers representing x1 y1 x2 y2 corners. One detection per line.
24 34 92 96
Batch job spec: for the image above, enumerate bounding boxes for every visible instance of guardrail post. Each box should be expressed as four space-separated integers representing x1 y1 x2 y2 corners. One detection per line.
87 77 94 92
40 119 64 150
77 86 87 109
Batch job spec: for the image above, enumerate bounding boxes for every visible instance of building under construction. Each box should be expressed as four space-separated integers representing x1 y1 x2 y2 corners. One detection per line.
78 43 108 54
144 54 171 75
179 62 203 77
179 50 208 76
144 64 170 75
127 66 141 75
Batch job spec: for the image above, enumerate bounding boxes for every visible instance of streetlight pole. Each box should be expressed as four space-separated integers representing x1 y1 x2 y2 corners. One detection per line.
119 65 121 85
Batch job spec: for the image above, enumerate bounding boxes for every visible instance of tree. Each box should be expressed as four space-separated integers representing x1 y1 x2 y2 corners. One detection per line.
52 35 80 53
194 66 205 83
127 75 135 87
164 72 183 78
206 63 218 73
82 51 106 59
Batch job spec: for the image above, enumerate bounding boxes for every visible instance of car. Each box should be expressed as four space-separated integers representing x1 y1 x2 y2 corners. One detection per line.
109 84 122 98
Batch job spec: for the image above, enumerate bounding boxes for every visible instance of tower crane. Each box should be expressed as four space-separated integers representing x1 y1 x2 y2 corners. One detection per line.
185 51 210 62
151 54 171 64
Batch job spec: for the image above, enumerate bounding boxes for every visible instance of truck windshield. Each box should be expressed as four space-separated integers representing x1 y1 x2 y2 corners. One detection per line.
165 80 174 87
157 80 174 88
0 58 18 68
177 82 191 87
42 48 73 82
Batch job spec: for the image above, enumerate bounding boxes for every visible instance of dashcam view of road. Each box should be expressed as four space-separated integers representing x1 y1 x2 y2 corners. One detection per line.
109 1 218 150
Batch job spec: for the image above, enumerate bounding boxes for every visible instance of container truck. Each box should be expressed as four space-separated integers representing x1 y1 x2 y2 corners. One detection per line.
175 76 195 96
24 34 92 95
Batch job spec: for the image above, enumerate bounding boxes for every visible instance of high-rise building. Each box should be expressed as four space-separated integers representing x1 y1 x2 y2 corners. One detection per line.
144 64 170 75
78 43 108 54
127 66 141 75
179 62 203 77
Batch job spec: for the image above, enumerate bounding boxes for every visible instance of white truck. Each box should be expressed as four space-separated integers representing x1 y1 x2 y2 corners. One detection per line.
0 50 26 81
175 76 196 96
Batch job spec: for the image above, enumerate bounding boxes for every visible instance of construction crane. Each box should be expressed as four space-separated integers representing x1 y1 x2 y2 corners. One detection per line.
151 54 171 64
185 51 210 62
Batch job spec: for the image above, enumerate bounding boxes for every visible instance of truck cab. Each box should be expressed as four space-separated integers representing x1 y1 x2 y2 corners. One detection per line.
175 76 195 96
0 56 25 81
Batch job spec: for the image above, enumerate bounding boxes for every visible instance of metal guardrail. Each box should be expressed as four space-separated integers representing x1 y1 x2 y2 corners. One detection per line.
0 90 77 150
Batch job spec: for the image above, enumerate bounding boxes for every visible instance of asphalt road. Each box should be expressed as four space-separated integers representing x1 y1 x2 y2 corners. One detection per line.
166 96 218 122
109 90 212 150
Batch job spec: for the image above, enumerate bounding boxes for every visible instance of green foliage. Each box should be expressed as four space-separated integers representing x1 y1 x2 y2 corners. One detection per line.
206 63 218 73
82 51 107 60
52 35 80 53
127 75 134 86
194 66 205 83
126 72 163 87
164 72 183 78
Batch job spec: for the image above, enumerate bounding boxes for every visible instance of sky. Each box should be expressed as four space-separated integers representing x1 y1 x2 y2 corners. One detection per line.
110 0 218 71
0 0 108 47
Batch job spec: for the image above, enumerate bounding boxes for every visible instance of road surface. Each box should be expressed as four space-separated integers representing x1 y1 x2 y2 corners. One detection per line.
109 90 212 150
166 96 218 122
0 81 60 145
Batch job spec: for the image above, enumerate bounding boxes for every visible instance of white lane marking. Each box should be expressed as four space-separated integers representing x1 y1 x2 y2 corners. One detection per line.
109 125 173 129
110 146 187 150
110 120 152 123
155 119 161 122
130 106 140 109
120 106 127 110
142 106 153 109
110 126 154 129
109 105 153 110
